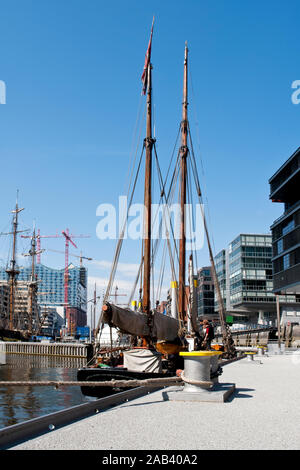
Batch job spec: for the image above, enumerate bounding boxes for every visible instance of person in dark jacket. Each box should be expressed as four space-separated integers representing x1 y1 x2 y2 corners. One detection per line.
202 319 215 350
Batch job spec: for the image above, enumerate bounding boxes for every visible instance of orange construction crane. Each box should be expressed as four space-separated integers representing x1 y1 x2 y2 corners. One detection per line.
45 230 90 334
23 229 90 333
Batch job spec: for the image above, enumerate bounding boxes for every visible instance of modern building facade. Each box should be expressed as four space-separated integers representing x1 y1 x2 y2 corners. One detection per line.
269 147 300 323
214 234 278 324
197 266 216 320
0 280 39 331
38 305 64 337
269 147 300 294
214 250 228 311
229 234 275 310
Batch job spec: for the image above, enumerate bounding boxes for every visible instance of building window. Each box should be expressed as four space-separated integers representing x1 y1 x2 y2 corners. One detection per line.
282 219 295 236
283 254 290 270
277 238 283 254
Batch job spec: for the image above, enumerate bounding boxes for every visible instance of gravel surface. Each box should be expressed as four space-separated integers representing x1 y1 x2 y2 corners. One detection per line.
9 353 300 450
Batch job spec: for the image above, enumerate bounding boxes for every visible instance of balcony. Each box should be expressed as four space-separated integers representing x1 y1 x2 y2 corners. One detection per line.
273 263 300 293
269 149 300 203
271 200 300 229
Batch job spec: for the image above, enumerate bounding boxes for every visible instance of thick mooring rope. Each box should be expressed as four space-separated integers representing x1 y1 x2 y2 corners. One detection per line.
0 376 182 389
0 372 213 389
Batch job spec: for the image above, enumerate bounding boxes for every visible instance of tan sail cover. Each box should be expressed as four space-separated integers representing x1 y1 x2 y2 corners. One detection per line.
123 348 162 373
101 303 181 342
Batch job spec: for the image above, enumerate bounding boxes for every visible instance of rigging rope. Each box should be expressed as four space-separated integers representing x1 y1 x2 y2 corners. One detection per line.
96 144 145 339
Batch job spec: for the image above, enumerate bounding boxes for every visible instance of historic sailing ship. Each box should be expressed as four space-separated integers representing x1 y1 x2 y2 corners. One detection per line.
0 197 43 340
78 22 235 397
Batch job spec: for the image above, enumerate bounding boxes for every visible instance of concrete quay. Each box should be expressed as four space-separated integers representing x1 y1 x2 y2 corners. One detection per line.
9 353 300 450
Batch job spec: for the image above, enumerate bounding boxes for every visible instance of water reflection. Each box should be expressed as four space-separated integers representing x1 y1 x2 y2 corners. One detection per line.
0 354 94 429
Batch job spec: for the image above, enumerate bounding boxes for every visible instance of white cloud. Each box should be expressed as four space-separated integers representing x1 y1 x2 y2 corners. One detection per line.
91 259 140 277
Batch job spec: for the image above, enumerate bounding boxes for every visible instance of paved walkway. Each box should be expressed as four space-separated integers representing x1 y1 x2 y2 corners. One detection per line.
10 353 300 450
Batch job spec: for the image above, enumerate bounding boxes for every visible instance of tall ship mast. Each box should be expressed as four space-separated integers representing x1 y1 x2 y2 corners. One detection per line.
25 226 42 335
1 199 43 338
178 42 188 325
142 25 154 320
5 197 24 331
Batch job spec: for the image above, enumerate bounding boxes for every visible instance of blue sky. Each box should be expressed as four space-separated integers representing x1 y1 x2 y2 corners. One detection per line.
0 0 299 319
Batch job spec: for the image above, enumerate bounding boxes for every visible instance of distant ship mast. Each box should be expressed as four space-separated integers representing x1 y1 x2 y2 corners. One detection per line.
5 194 24 330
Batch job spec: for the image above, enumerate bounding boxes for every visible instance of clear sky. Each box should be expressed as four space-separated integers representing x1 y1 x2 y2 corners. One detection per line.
0 0 299 322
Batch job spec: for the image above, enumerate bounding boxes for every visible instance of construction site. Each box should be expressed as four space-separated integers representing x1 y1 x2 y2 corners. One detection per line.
0 198 93 342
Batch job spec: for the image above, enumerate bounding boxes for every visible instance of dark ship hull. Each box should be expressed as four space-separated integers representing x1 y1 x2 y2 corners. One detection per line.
77 366 175 398
0 328 29 342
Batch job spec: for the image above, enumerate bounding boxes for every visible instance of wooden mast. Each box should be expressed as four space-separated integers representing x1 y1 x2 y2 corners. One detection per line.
6 198 23 330
142 61 153 316
28 227 38 335
178 43 188 322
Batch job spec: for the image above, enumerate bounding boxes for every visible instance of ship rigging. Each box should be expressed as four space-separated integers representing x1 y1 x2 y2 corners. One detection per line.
90 23 235 380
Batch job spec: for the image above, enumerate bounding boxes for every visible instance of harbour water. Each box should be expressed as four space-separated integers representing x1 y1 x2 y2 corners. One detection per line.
0 353 95 429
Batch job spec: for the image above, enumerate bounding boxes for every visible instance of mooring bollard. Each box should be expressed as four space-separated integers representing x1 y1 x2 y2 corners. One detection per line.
244 351 263 364
246 352 255 361
210 352 223 384
181 351 218 392
163 351 235 403
257 346 265 357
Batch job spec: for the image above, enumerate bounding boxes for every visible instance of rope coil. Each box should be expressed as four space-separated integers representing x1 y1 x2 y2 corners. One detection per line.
180 371 213 388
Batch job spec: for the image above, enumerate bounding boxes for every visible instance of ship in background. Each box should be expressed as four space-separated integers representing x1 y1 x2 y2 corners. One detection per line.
0 196 91 342
0 196 35 340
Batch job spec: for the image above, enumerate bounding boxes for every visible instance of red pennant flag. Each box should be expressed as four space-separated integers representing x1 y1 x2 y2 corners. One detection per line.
141 18 154 95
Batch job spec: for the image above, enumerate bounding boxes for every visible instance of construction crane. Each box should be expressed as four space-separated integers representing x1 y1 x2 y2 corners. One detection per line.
43 230 90 335
21 230 62 264
46 245 92 334
46 248 92 267
21 229 90 265
23 228 90 333
61 230 90 332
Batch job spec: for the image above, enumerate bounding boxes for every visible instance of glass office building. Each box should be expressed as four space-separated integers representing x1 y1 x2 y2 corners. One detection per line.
228 234 274 307
214 250 227 310
269 147 300 324
197 266 216 319
269 147 300 295
0 263 87 315
214 234 277 324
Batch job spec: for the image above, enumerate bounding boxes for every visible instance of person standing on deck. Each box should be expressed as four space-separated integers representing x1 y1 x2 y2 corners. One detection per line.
202 319 215 350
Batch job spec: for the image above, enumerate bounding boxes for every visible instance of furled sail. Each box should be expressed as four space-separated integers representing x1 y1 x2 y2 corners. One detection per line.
101 302 184 342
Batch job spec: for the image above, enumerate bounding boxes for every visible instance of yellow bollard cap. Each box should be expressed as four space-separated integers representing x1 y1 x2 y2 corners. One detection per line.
179 351 223 357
